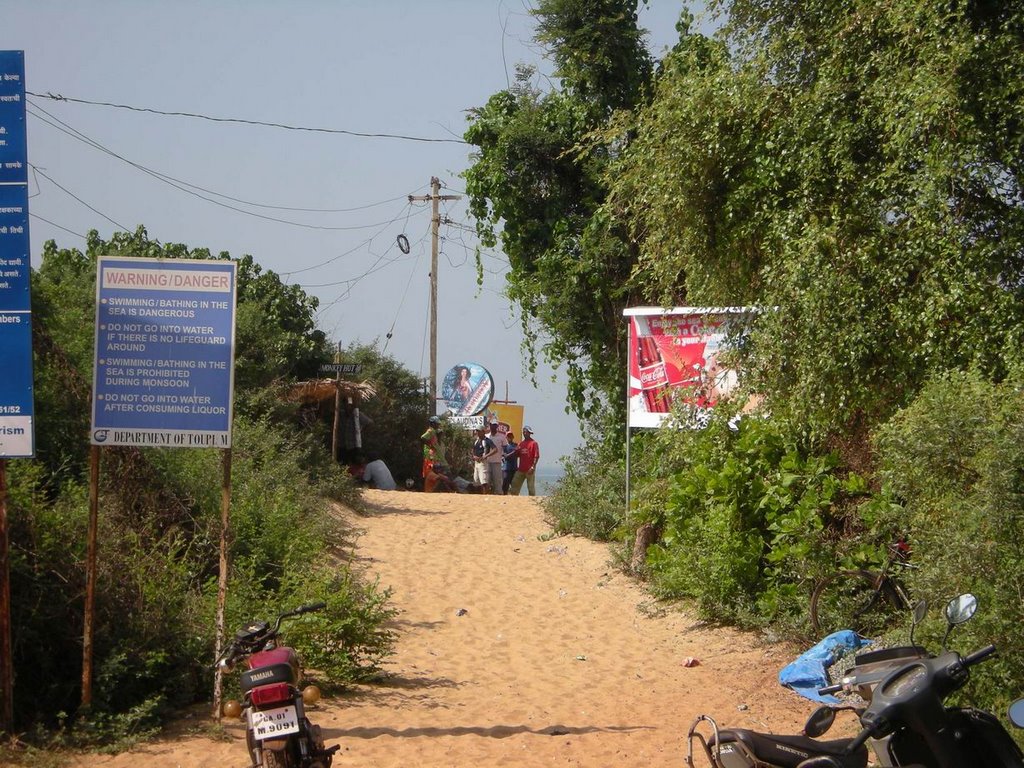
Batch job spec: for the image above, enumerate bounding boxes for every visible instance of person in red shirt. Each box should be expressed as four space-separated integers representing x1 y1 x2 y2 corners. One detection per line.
509 426 540 496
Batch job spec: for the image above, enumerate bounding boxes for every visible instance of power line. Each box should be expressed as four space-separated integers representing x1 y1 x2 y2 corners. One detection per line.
28 90 469 145
30 212 86 239
27 103 417 232
30 97 422 212
31 164 131 232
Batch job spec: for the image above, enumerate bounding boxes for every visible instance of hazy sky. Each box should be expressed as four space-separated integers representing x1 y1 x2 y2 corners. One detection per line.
4 1 704 466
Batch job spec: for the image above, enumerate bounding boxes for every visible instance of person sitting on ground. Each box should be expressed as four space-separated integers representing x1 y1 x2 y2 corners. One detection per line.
424 464 458 493
357 454 397 491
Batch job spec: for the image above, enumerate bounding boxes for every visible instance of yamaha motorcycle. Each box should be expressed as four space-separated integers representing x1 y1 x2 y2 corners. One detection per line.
216 602 338 768
685 594 1024 768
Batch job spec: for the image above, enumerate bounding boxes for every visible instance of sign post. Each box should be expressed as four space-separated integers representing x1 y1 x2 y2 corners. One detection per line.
84 255 237 710
0 49 30 734
91 256 238 448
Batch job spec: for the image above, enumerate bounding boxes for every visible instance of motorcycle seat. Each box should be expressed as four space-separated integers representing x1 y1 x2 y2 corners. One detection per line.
712 729 868 768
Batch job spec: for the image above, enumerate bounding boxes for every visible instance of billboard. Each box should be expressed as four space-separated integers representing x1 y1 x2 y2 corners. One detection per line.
440 362 493 416
91 256 237 447
624 307 756 429
0 50 33 458
486 402 524 439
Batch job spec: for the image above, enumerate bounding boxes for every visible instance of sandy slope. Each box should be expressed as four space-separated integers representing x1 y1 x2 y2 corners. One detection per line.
66 489 817 768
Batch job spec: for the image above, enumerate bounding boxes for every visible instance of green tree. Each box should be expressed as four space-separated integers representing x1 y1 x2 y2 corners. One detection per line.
464 0 656 419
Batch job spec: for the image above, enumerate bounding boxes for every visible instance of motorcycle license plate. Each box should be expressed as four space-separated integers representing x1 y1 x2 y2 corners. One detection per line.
250 704 300 739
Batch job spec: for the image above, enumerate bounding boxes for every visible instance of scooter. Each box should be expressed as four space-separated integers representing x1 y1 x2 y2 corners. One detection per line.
216 602 339 768
685 594 1024 768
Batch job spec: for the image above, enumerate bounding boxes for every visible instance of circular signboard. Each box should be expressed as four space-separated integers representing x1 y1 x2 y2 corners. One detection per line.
441 362 494 416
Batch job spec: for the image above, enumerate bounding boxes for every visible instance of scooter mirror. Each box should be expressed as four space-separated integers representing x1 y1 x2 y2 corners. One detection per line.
803 706 836 738
912 599 928 624
944 593 978 625
1008 698 1024 729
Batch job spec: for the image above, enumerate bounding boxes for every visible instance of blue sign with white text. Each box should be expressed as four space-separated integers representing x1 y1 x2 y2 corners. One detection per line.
0 50 33 458
91 256 238 448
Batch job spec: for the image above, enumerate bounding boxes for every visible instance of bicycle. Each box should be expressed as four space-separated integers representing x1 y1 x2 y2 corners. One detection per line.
809 540 916 638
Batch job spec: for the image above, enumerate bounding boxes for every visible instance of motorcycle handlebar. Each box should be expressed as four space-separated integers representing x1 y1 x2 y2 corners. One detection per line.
818 683 843 695
297 601 327 615
962 644 997 667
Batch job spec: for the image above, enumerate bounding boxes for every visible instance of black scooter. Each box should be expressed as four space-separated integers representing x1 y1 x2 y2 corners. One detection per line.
685 594 1024 768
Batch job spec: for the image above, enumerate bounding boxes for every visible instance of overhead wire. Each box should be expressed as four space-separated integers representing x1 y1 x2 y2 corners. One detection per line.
30 212 86 239
278 201 426 277
28 91 469 145
30 164 131 232
27 102 420 232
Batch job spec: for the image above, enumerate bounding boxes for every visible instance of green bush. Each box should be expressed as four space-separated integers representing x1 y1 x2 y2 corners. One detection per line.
544 442 625 542
645 413 874 628
872 370 1024 715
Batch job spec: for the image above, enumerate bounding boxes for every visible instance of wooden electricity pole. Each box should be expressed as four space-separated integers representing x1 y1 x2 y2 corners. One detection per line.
409 177 460 408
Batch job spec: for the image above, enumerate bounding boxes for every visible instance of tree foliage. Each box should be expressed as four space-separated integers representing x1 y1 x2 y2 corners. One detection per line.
464 0 657 419
6 228 394 739
608 0 1024 430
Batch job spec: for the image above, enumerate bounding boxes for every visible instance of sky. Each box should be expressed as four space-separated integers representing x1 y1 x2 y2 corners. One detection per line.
4 0 709 467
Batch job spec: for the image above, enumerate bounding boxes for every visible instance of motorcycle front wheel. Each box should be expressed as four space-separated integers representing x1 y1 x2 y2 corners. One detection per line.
809 570 903 639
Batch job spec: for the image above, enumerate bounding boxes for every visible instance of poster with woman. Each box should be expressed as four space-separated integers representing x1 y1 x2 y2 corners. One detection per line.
441 362 494 417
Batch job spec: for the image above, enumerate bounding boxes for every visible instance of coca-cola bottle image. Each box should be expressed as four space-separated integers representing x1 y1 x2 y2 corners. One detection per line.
637 336 672 413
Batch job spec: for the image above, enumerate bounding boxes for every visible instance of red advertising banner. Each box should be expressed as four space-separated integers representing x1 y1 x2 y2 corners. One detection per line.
625 307 756 429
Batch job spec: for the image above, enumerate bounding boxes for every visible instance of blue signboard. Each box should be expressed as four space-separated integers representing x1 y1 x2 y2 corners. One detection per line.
90 256 238 448
0 50 33 458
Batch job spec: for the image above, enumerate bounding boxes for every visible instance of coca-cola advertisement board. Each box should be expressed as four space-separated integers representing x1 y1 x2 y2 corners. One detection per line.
625 307 756 429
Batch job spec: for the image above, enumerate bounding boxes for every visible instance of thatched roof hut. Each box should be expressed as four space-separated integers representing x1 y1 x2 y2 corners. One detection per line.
285 378 376 405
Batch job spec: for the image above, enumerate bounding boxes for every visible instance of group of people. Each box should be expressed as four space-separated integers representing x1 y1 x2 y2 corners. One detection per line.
470 421 540 495
421 415 540 496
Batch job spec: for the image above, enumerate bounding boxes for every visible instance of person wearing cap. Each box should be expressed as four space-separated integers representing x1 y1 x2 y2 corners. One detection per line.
502 431 518 494
509 426 540 496
420 415 442 481
486 421 507 494
471 426 496 492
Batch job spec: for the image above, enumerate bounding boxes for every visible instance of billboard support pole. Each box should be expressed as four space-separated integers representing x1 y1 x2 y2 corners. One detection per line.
212 447 232 719
0 459 13 733
81 445 100 710
624 373 632 519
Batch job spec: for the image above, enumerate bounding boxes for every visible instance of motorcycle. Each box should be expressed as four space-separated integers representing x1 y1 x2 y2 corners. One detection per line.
216 602 339 768
685 594 1024 768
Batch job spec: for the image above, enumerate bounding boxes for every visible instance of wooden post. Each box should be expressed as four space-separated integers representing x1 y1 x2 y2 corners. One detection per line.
81 445 101 710
212 448 232 719
408 179 460 410
331 342 342 461
0 459 13 733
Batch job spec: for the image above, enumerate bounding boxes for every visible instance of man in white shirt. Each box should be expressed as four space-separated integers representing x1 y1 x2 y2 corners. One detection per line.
486 421 507 494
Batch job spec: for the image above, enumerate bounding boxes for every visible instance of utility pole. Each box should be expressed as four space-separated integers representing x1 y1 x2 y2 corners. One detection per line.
409 177 460 410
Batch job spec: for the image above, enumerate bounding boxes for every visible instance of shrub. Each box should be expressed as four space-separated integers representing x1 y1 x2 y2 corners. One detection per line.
872 371 1024 715
645 413 874 628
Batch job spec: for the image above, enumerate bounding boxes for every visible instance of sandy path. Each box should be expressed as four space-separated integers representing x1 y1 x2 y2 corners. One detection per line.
67 490 817 768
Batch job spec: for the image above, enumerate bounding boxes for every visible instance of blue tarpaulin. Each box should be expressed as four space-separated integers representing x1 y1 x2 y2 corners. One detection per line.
778 630 872 703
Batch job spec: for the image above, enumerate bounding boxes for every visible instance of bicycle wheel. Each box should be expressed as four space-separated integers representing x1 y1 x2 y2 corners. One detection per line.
810 570 904 638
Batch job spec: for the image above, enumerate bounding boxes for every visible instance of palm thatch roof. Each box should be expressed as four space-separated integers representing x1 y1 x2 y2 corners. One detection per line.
285 378 377 405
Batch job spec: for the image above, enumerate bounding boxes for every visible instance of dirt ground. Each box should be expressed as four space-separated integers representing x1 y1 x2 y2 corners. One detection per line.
65 489 819 768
